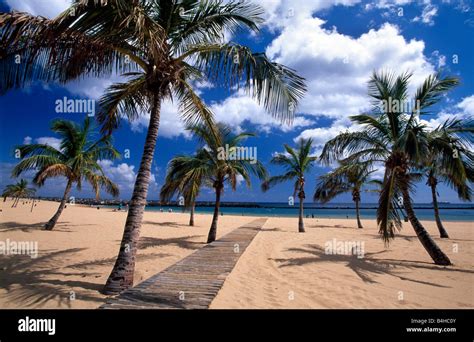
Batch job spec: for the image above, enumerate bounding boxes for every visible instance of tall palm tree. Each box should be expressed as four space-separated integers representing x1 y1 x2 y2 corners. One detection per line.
160 150 209 226
0 0 306 293
2 179 36 207
424 119 474 238
12 118 120 230
187 123 267 243
320 71 459 265
314 160 376 228
262 139 317 233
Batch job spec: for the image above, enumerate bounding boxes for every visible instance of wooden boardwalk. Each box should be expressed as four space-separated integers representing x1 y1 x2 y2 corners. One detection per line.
100 218 267 309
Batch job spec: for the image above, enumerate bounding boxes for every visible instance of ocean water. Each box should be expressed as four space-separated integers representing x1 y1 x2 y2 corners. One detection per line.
111 202 474 222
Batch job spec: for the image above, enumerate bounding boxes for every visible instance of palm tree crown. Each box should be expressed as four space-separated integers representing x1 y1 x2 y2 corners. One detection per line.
12 117 120 229
262 138 317 232
423 118 474 237
314 160 376 228
2 179 36 207
187 123 267 242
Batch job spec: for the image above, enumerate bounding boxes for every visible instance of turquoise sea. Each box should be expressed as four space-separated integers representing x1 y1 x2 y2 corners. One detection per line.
107 202 474 222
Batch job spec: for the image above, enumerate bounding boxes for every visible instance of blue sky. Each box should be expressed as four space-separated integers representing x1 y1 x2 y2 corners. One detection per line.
0 0 473 203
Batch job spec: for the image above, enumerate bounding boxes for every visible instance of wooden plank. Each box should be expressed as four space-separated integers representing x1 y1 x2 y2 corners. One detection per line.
100 218 266 309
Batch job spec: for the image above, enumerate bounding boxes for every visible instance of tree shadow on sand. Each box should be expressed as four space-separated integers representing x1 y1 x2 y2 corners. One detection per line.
271 244 471 287
0 221 95 233
138 235 204 250
142 221 194 228
0 248 104 308
0 221 47 232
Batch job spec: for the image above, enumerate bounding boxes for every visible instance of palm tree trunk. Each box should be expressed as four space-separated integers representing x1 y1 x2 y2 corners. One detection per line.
189 202 195 226
11 197 18 208
355 198 363 229
103 96 161 295
430 183 449 238
298 190 305 233
402 187 451 265
207 184 222 243
44 179 73 231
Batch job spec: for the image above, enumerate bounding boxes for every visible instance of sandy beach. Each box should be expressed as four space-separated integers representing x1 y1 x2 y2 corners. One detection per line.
0 199 472 309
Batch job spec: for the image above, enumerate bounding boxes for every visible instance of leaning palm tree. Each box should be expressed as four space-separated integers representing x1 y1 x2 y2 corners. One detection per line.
188 123 267 243
314 160 376 228
160 150 209 226
2 179 36 207
320 71 458 265
423 119 474 238
12 118 120 230
262 139 317 233
0 0 306 293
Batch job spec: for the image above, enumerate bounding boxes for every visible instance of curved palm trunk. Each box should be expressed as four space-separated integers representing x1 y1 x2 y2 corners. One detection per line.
355 198 363 229
103 97 161 295
207 184 223 243
430 183 449 238
298 189 305 233
189 202 195 226
402 187 451 265
44 179 73 231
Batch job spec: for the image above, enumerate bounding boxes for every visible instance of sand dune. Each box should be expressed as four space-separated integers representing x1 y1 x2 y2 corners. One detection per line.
0 199 472 309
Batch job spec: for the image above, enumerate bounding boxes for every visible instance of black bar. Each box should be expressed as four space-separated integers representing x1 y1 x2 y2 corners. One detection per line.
0 309 472 341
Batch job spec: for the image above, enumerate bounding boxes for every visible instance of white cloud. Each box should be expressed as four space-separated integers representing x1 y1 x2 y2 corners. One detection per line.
457 95 474 115
5 0 70 18
23 136 32 145
209 91 315 133
266 20 435 122
421 94 474 129
35 137 62 150
257 0 361 30
413 4 438 25
97 159 159 199
129 99 191 139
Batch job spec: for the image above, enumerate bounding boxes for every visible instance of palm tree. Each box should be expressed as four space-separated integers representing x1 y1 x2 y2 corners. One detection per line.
314 160 377 228
0 0 306 293
187 123 267 243
424 119 474 238
320 71 459 265
12 118 120 230
160 150 209 226
262 139 317 233
2 179 36 207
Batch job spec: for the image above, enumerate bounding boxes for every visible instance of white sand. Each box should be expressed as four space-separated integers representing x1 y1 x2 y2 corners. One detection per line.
0 199 472 309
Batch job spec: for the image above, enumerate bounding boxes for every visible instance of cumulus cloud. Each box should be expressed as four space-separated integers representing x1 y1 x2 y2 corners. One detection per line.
266 20 435 122
97 159 159 199
23 136 32 145
209 91 315 133
34 137 62 150
421 94 474 129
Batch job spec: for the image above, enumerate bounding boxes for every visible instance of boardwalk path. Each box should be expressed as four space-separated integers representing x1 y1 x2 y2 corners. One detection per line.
100 218 267 309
